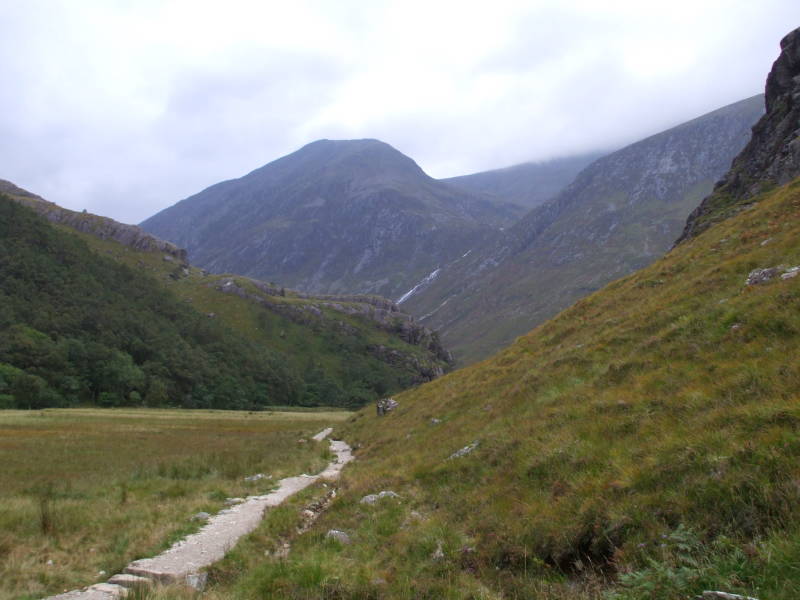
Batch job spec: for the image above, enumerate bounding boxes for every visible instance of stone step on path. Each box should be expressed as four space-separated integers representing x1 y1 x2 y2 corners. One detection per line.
45 429 353 599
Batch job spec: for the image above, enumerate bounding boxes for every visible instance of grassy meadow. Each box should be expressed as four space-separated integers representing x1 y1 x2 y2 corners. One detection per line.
0 407 349 599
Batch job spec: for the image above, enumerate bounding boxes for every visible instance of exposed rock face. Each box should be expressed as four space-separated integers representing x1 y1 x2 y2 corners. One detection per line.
1 180 186 262
679 27 800 242
402 96 764 363
140 139 522 299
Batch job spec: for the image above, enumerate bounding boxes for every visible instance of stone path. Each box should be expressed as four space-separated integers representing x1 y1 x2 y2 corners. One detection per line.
46 430 353 599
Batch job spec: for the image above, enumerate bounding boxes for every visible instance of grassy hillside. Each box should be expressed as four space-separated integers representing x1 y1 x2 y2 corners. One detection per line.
0 195 302 410
205 178 800 599
66 224 450 407
0 193 451 410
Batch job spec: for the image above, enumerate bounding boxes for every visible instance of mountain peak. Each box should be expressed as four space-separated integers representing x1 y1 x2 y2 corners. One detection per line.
141 138 519 300
246 138 428 185
766 27 800 112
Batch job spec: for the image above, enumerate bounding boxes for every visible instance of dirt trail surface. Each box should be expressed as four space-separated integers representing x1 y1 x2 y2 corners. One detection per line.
46 430 353 599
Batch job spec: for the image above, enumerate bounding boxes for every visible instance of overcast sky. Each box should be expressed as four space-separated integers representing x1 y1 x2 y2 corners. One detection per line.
1 1 798 223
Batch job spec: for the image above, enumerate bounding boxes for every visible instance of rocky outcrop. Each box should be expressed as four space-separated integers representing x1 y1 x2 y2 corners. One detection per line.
211 277 452 381
376 397 398 416
1 180 186 262
678 27 800 242
296 293 398 313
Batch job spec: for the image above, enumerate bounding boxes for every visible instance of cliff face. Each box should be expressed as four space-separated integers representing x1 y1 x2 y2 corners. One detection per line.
678 27 800 242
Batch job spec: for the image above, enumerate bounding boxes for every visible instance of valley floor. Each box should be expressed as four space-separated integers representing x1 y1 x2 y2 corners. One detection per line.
0 407 349 599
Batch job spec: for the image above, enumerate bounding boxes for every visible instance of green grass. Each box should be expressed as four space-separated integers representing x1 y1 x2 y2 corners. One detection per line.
0 407 348 599
193 178 800 598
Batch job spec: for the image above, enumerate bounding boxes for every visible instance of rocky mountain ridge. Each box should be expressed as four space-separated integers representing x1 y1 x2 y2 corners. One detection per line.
0 179 187 262
402 95 765 362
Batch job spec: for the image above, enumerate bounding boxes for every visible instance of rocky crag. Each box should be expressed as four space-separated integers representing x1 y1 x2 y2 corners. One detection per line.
678 26 800 241
0 179 187 262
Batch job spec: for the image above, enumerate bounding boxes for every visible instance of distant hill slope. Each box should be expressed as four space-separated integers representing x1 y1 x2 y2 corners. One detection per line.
141 139 523 300
403 94 765 363
222 30 800 597
0 185 452 409
443 151 605 210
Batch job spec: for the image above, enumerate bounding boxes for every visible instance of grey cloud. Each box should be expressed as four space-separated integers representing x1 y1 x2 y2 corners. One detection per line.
0 1 799 223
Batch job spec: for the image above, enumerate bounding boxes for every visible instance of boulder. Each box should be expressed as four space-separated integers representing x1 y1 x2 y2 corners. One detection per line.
326 529 351 544
746 267 780 285
360 490 400 505
376 397 398 416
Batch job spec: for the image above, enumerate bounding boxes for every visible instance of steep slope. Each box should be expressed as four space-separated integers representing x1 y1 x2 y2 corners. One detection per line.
679 27 800 241
200 31 800 599
141 139 523 299
443 151 605 210
404 95 764 363
0 187 452 409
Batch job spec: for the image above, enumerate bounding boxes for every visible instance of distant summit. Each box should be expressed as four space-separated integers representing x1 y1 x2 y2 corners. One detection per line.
141 139 522 299
443 152 605 210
